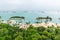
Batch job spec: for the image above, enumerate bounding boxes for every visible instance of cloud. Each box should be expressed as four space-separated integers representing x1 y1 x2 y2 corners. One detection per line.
0 0 24 10
0 0 60 10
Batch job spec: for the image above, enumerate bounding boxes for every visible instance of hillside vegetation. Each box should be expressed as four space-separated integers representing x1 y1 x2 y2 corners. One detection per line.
0 23 60 40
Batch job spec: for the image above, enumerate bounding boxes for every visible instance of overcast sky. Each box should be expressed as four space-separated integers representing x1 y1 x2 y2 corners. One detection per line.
0 0 60 11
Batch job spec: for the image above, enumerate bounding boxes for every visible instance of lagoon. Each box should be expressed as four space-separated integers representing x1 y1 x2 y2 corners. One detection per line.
0 10 60 23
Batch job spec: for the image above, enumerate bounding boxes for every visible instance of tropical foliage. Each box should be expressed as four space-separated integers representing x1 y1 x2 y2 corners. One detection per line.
0 23 60 40
9 16 25 23
36 16 52 23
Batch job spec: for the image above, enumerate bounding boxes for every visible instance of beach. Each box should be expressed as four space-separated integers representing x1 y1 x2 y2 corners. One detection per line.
1 20 60 29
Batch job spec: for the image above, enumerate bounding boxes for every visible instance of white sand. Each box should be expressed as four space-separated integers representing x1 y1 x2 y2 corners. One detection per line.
2 20 60 29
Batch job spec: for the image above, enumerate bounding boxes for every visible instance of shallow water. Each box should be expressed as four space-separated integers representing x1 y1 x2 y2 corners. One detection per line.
0 10 60 23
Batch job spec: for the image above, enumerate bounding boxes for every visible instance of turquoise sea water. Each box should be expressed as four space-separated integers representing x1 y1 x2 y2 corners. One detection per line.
0 10 60 23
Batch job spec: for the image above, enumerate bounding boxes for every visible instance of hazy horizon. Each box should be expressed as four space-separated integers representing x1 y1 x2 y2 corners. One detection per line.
0 0 59 11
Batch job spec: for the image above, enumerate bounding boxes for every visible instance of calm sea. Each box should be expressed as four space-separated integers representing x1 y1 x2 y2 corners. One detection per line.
0 10 60 23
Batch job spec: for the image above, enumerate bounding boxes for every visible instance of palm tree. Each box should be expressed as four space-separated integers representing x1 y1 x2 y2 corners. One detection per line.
36 17 43 23
0 16 1 19
45 16 52 23
26 21 30 24
36 16 52 23
0 16 2 23
9 16 25 23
